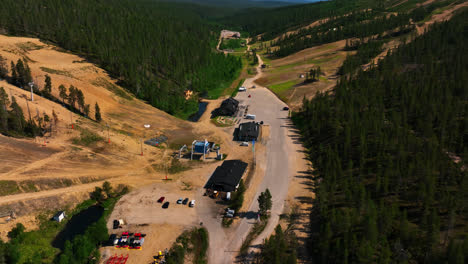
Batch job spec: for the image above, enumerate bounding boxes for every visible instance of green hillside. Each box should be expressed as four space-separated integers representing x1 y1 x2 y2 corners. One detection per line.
0 0 242 118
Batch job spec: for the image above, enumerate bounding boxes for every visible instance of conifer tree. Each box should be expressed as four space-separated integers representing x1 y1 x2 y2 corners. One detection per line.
0 87 9 132
9 96 25 132
0 55 7 79
95 102 102 122
58 84 67 104
76 89 85 112
10 61 17 85
43 74 52 96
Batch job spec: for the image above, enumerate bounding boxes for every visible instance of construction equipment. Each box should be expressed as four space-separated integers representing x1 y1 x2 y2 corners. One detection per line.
115 232 129 249
130 233 145 250
153 250 166 264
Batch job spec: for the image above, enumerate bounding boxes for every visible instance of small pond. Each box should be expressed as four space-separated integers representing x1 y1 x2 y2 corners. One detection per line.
52 205 104 249
188 102 208 122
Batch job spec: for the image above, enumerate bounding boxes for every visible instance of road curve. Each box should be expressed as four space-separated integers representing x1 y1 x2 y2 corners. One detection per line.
199 55 301 263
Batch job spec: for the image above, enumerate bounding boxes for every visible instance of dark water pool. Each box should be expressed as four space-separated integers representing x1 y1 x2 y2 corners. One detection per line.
52 205 104 249
188 102 208 122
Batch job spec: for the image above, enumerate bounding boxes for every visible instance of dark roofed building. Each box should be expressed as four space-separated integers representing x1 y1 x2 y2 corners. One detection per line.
204 160 248 192
214 97 239 117
237 122 259 141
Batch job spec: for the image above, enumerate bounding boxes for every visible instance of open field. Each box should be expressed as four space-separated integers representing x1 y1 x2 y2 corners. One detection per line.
254 39 349 109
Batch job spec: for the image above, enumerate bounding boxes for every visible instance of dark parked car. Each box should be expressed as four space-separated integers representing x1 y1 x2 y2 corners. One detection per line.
283 106 289 111
108 234 117 246
157 196 165 203
182 198 189 205
162 202 170 209
113 220 119 229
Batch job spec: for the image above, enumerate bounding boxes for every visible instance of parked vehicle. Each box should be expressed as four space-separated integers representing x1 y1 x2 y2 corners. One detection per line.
225 192 231 201
225 213 233 218
245 114 256 120
162 202 170 208
117 232 130 248
238 86 246 91
248 94 251 98
240 142 249 146
108 234 117 246
283 106 289 111
130 233 145 249
189 200 195 207
183 198 189 205
177 198 183 204
157 196 165 203
252 85 256 88
113 220 119 229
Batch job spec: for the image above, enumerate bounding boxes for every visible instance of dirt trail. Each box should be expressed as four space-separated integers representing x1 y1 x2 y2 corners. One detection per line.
415 1 468 35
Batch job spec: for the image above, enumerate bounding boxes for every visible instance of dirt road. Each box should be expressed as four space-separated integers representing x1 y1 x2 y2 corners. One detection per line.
199 55 304 263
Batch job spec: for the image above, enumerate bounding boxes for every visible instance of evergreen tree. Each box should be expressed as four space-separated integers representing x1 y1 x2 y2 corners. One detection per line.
76 89 85 112
9 96 25 132
0 87 9 133
258 188 272 215
95 102 102 122
10 61 17 85
58 84 67 104
0 55 7 79
43 74 52 96
84 104 90 117
68 85 77 109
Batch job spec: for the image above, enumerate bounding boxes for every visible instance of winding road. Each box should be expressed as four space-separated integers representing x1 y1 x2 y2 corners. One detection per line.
198 55 304 263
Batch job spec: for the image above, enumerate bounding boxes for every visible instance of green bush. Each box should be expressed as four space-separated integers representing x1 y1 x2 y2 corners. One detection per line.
72 128 103 146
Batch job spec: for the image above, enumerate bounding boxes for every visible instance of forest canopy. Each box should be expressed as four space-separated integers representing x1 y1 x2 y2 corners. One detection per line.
293 9 468 263
0 0 242 118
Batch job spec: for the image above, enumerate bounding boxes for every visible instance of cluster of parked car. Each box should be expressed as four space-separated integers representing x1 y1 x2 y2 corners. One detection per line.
110 232 146 249
157 196 195 208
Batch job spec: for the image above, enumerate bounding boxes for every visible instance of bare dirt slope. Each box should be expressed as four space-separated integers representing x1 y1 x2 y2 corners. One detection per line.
0 34 242 243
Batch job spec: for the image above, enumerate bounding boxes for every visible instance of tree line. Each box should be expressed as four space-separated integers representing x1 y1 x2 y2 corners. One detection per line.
270 3 439 58
0 0 242 118
292 10 468 263
221 0 386 41
0 55 103 135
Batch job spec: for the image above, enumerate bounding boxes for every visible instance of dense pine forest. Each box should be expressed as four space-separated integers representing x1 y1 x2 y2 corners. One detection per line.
292 9 468 263
0 0 242 118
222 0 382 41
271 0 454 57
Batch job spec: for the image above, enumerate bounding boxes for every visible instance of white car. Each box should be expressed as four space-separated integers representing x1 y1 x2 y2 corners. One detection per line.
238 86 246 91
245 114 256 120
240 142 249 146
189 200 195 207
177 198 183 204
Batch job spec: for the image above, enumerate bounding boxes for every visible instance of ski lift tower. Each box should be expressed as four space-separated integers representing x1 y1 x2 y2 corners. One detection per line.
28 82 34 101
191 139 210 160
